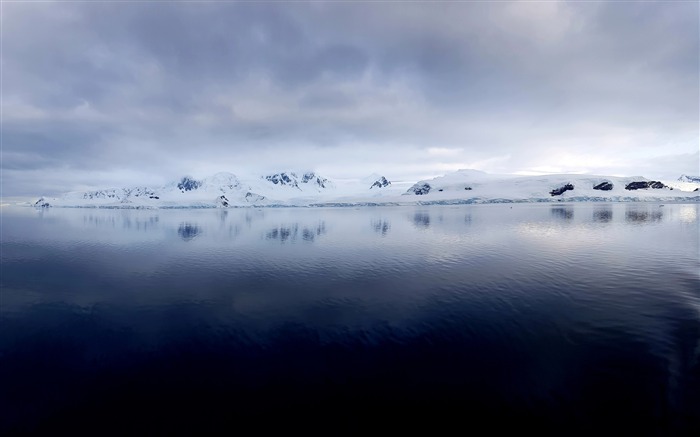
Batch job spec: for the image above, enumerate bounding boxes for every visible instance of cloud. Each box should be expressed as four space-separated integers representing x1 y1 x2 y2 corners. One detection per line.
2 1 697 196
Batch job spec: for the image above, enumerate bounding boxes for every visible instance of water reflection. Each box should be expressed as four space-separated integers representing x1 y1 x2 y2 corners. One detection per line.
266 222 326 243
219 210 228 223
2 202 699 434
82 213 160 231
625 206 663 224
178 223 202 241
372 219 391 236
413 212 430 228
245 209 265 227
551 206 574 221
593 206 612 223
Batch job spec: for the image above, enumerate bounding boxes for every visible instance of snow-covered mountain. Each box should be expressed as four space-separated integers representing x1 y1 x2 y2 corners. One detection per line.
678 175 700 183
666 174 700 192
32 170 700 208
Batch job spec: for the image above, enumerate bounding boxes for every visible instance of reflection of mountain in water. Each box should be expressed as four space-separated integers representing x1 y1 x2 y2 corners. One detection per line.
413 212 430 228
372 219 390 236
593 207 612 223
551 207 574 220
178 223 202 241
82 213 160 231
626 207 663 224
266 222 326 242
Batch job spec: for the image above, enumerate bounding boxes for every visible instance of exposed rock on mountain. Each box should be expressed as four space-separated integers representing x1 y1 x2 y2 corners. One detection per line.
550 184 574 196
263 172 331 190
593 182 613 191
177 177 202 192
245 192 266 202
407 183 431 195
301 172 330 188
34 197 50 207
265 173 297 187
625 181 668 190
370 176 391 189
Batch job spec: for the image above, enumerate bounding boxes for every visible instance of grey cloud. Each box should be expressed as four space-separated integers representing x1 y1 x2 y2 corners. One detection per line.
2 1 697 197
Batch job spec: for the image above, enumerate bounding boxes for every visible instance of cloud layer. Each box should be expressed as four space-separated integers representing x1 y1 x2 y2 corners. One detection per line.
3 1 698 196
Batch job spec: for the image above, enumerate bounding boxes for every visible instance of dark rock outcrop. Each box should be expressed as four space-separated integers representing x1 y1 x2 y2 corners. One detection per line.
550 184 574 196
34 198 50 208
407 183 431 195
178 177 202 192
301 172 330 188
265 173 296 187
265 172 330 189
464 187 472 191
593 182 613 191
370 176 391 189
83 190 119 200
625 181 668 190
218 195 229 207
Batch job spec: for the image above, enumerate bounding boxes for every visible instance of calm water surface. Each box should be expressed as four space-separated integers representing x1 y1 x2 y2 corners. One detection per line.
1 203 699 433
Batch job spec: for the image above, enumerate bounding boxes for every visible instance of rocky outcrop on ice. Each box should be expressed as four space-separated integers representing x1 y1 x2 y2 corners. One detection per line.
406 183 432 195
625 181 669 190
370 176 391 189
301 172 330 189
550 184 574 196
593 182 613 191
177 177 202 192
34 197 50 208
263 172 331 190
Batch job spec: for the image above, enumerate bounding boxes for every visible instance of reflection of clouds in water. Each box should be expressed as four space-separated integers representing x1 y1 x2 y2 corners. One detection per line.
266 222 326 243
413 212 430 228
678 205 697 224
593 207 612 223
551 206 573 221
372 219 390 236
178 223 202 241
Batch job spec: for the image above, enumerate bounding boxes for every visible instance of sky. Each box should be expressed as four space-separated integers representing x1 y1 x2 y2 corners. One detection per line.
2 1 699 197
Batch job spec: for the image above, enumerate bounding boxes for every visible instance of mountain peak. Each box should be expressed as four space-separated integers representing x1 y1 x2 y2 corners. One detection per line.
370 176 391 189
177 176 202 192
678 174 700 183
263 171 331 189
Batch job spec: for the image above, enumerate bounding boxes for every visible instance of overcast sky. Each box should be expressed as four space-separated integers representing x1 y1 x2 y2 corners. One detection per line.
2 1 698 196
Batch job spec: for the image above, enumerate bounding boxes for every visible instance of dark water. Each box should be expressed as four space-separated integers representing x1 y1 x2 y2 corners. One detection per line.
1 204 699 434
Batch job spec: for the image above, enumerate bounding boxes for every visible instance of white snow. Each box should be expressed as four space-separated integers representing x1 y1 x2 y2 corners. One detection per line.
30 170 700 208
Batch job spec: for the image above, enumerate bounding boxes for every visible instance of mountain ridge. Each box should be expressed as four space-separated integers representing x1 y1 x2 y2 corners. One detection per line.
31 170 700 208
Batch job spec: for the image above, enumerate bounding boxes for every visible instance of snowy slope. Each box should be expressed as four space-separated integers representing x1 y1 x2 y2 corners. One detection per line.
663 175 700 192
32 170 700 208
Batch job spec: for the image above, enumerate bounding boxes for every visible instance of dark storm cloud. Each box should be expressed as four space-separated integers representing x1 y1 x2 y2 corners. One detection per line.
2 1 698 196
